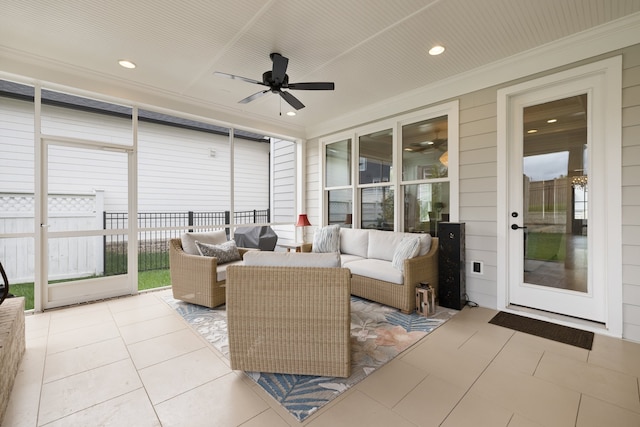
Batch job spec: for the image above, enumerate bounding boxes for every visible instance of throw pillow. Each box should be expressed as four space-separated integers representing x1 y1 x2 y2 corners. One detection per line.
195 240 241 264
312 224 341 253
391 236 421 271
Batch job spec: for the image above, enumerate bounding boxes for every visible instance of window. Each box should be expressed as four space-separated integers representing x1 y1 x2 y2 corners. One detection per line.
325 139 353 227
321 101 458 234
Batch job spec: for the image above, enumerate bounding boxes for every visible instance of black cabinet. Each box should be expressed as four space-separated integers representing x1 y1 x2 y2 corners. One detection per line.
437 222 466 310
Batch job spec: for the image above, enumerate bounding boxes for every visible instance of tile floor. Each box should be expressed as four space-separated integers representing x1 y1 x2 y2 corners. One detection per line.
3 289 640 427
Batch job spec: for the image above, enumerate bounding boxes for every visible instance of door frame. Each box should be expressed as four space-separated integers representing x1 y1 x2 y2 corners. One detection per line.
496 56 623 337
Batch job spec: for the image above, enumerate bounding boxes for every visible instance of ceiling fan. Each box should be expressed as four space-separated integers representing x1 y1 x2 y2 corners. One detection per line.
214 53 334 111
406 132 448 152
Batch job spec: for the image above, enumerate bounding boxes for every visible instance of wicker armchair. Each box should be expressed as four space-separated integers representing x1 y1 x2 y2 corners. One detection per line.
168 238 251 308
226 261 352 378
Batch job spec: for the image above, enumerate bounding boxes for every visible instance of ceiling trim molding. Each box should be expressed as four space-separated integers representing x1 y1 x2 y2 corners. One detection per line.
306 12 640 140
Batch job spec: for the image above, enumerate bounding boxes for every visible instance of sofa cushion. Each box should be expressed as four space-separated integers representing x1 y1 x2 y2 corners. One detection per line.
339 254 366 266
181 230 227 255
196 240 241 264
391 236 421 271
312 224 341 253
243 251 341 267
339 227 369 258
345 259 404 285
367 230 407 261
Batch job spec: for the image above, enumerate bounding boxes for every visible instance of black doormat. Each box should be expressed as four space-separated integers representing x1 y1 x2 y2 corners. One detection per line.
489 311 594 350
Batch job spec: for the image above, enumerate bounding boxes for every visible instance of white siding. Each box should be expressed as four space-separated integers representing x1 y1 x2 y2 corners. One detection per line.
621 44 640 341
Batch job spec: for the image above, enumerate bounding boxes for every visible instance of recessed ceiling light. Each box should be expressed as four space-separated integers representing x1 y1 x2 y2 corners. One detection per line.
527 129 538 134
547 118 557 123
429 45 445 56
118 59 136 69
286 111 296 117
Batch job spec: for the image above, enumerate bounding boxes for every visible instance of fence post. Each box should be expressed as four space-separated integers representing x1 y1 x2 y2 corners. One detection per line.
188 211 194 232
103 211 107 276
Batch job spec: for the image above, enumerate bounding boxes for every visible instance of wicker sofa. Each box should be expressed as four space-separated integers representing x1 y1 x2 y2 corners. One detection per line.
302 228 438 314
226 251 351 378
169 231 253 308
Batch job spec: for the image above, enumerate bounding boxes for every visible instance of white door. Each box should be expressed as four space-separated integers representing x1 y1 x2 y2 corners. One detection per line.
42 138 136 309
505 74 610 323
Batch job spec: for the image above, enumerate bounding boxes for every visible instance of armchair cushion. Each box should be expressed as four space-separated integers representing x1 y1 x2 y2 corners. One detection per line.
181 230 227 255
195 240 241 264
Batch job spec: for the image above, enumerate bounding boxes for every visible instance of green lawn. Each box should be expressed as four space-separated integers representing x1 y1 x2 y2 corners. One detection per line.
526 232 566 262
8 269 171 311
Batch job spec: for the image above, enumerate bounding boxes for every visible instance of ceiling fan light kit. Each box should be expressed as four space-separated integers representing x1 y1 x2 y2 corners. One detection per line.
214 53 335 111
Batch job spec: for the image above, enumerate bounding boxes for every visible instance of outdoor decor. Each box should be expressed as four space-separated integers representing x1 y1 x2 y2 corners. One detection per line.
163 295 455 422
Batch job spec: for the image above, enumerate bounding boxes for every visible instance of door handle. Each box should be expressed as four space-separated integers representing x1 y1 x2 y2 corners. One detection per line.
511 224 527 230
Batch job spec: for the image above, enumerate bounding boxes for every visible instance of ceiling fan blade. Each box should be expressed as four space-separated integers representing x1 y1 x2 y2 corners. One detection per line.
271 53 288 85
279 90 305 110
286 82 335 90
214 71 265 86
239 90 269 104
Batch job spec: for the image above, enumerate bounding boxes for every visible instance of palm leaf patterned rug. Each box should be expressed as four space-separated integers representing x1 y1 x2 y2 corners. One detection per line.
163 295 456 422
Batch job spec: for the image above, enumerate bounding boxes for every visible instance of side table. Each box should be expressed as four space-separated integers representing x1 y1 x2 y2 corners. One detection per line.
277 242 304 252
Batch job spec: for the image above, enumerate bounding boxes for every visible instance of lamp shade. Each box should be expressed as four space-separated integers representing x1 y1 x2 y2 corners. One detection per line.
295 214 311 227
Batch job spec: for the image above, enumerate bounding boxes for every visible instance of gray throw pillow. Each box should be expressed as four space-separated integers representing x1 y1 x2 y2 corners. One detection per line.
195 240 241 264
311 224 341 253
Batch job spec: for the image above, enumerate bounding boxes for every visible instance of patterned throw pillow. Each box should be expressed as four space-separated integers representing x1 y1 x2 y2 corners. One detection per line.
311 224 341 253
391 236 421 271
195 240 241 264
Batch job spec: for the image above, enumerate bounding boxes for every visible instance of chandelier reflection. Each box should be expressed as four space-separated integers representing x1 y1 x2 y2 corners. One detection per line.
571 175 588 190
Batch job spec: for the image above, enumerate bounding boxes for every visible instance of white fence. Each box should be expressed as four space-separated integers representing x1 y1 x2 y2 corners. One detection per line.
0 191 104 283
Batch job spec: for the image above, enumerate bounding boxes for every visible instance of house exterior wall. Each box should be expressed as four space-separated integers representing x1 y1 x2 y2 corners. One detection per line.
306 44 640 341
0 99 271 214
621 45 640 341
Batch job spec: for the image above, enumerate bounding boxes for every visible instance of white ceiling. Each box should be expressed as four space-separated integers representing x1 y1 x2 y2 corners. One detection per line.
1 0 640 138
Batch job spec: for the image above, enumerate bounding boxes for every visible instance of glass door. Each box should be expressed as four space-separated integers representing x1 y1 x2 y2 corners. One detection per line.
508 87 605 322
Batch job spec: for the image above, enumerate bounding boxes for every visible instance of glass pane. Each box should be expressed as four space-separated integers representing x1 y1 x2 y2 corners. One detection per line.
361 187 394 230
328 189 352 227
403 182 449 235
137 113 231 234
0 82 36 234
402 116 448 180
326 139 351 187
234 135 271 225
522 94 588 293
359 129 392 184
41 90 132 145
48 145 128 232
50 235 127 279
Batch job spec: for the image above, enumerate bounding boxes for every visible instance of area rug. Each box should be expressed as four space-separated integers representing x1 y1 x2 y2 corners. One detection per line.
489 311 594 350
163 295 456 422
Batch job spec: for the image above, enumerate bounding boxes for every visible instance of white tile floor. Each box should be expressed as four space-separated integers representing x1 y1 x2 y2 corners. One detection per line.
3 289 640 427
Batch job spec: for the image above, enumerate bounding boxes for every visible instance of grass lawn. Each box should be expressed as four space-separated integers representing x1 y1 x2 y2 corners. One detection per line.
526 232 566 262
8 269 171 311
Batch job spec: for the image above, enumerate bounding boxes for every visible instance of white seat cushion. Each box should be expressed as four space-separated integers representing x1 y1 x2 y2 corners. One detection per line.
216 259 245 281
243 251 341 267
345 259 404 285
339 254 366 266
